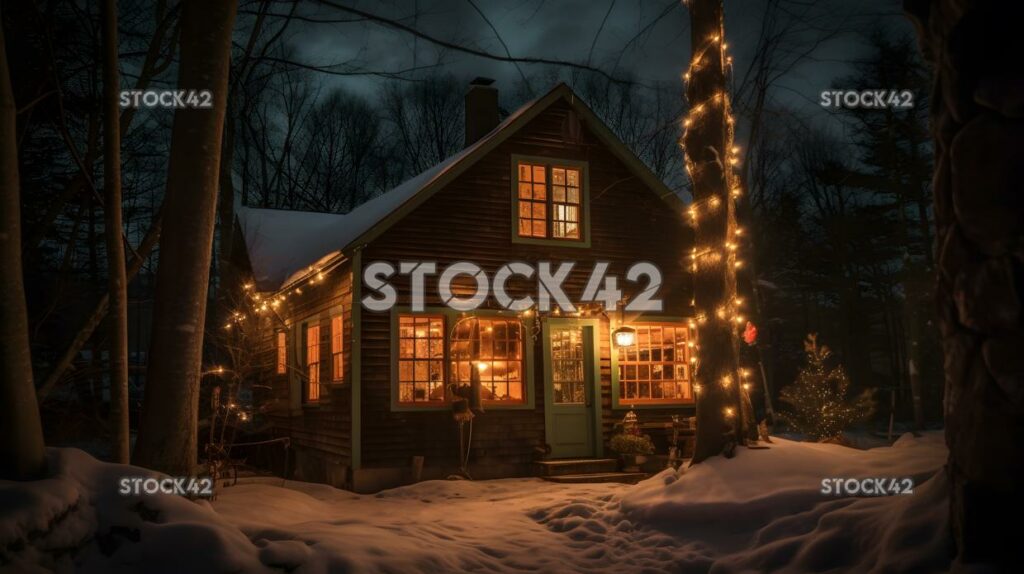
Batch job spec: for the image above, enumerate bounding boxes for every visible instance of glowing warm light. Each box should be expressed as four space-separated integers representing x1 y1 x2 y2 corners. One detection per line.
476 362 488 372
693 384 703 394
724 407 735 417
613 326 637 348
721 375 732 387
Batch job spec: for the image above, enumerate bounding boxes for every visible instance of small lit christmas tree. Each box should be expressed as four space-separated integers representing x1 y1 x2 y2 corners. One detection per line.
779 334 874 441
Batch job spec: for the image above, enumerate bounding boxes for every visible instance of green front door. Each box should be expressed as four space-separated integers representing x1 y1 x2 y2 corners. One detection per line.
543 319 600 458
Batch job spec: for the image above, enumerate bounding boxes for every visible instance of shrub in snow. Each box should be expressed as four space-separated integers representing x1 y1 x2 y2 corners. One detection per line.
778 334 875 441
610 433 655 455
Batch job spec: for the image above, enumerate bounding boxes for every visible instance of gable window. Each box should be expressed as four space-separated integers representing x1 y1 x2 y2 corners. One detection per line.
306 324 321 402
450 318 524 403
617 323 693 404
276 331 287 374
514 158 587 244
331 315 344 381
397 315 446 404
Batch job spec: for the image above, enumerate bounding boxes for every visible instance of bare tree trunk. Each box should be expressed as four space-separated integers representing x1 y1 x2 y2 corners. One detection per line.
684 0 746 463
132 0 236 476
0 6 46 480
906 0 1024 565
103 0 129 464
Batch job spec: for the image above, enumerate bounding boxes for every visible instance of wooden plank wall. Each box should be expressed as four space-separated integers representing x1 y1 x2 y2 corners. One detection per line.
258 261 354 475
357 97 695 472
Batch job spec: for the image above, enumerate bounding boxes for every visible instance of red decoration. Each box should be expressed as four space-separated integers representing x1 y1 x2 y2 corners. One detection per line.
743 321 758 345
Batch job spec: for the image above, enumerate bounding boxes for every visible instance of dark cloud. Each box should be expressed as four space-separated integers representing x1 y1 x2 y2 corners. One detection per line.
282 0 912 121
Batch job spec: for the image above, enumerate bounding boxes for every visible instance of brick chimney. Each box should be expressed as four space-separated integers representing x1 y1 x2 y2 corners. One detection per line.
464 77 499 147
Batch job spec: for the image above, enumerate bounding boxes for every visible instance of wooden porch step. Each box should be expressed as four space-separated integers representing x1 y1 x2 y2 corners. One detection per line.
541 472 648 484
534 458 619 476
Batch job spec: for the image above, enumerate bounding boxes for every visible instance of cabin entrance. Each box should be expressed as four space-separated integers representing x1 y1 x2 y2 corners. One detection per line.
542 319 601 458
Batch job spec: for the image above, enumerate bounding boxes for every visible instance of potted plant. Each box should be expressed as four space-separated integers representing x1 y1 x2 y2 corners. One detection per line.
610 432 655 472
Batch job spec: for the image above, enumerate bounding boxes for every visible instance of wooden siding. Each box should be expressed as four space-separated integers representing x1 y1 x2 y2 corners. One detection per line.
257 261 354 472
357 98 695 471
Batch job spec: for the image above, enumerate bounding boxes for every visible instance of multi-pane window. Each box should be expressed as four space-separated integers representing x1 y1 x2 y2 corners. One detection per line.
276 331 287 374
331 315 343 381
617 324 693 403
306 324 321 402
397 315 446 404
450 318 524 403
550 327 586 404
516 161 582 240
517 163 547 238
551 167 581 239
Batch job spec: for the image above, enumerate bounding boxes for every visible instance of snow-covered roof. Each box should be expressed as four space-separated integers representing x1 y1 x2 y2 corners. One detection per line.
237 90 545 291
237 83 681 292
237 154 462 290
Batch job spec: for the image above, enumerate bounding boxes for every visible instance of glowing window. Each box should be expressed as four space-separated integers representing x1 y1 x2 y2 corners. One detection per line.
276 331 287 374
516 162 582 241
450 318 524 403
397 315 446 404
617 324 693 403
331 315 343 381
306 325 321 402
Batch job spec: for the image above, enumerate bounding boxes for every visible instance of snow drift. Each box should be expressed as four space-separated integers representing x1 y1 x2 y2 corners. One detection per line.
1 434 952 573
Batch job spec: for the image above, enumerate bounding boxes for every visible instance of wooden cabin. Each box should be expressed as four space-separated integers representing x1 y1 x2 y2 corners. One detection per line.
236 80 695 492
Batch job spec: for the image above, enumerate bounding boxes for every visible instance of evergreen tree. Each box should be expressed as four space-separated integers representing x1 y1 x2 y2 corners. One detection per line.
779 334 874 441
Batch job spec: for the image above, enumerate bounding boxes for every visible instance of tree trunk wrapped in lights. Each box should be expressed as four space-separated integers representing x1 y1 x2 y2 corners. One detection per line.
683 0 749 462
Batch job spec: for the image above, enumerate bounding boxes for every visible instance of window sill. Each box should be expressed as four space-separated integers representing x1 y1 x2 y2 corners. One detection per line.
612 401 695 410
511 235 590 248
391 401 535 412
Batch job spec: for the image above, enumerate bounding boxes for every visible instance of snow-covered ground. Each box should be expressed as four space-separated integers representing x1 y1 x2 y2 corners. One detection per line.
1 433 953 573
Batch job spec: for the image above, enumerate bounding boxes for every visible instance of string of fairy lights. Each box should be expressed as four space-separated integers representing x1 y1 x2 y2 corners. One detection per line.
680 24 755 422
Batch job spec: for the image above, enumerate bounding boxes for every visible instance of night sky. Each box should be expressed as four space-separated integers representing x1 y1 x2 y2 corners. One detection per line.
271 0 912 129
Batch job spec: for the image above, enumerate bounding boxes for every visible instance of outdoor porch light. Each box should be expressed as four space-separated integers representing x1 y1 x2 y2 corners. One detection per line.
613 326 637 348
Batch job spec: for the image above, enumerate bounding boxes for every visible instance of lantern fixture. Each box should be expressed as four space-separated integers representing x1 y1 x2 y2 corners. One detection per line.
613 325 637 348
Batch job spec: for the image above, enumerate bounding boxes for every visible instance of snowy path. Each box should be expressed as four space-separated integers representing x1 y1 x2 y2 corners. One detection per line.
214 477 707 573
1 433 952 573
211 432 951 573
